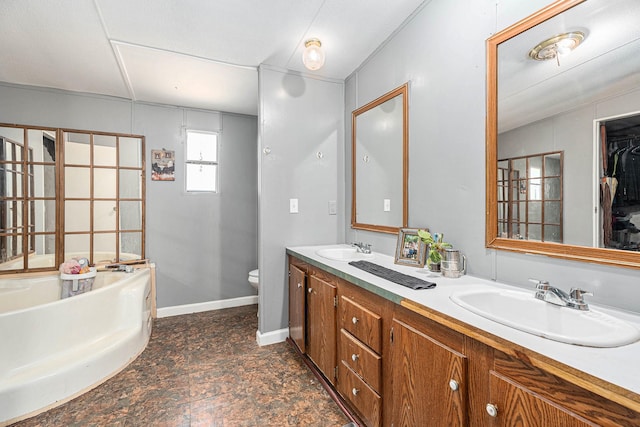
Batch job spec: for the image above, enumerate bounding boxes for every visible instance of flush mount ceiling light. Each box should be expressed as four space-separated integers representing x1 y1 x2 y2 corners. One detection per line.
528 31 585 65
302 38 325 71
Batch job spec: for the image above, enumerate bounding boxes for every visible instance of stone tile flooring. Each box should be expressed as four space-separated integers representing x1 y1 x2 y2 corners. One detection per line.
12 305 349 426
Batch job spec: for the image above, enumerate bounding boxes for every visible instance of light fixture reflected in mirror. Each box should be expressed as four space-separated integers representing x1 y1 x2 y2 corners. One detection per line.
302 38 325 71
529 31 585 65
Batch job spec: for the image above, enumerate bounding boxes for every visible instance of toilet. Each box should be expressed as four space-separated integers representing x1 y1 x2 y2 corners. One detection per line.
248 269 259 291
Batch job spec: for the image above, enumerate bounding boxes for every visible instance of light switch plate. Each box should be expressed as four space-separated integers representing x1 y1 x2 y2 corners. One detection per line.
289 198 299 213
328 200 337 215
384 199 391 212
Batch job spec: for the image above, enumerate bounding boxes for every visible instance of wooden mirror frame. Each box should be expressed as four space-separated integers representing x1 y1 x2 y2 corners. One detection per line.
351 83 409 234
486 0 640 269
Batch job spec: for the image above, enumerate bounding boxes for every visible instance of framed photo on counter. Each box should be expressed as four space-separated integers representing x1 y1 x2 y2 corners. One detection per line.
394 228 427 267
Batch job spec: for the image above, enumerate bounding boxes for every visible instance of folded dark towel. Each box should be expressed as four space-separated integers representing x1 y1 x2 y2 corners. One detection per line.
349 260 436 290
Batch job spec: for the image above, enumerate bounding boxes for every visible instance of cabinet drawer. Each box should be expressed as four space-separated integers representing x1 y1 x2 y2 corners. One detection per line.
339 329 382 392
340 296 382 353
338 361 381 427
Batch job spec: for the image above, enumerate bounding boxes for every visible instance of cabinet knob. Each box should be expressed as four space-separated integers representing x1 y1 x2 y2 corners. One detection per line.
308 288 313 294
352 316 359 324
352 387 359 396
351 353 359 362
297 282 302 288
449 379 459 391
486 403 498 417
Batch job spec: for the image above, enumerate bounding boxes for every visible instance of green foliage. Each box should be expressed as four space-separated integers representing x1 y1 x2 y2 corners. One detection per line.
417 229 452 265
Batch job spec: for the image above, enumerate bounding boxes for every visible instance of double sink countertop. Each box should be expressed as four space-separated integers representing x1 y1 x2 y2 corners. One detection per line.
286 244 640 409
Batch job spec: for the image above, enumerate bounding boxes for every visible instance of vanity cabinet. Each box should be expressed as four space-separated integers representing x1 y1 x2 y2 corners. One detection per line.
306 272 337 384
389 306 468 427
288 257 337 384
288 263 306 352
485 349 640 426
287 253 640 427
336 283 388 427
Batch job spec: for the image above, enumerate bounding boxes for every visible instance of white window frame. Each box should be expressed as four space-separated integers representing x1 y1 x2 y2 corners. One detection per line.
185 130 219 193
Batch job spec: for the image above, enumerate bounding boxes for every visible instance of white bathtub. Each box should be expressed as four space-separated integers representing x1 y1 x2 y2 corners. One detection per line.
0 267 153 425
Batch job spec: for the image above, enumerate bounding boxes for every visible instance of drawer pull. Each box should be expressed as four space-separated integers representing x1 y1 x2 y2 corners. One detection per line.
352 387 359 396
486 403 498 417
308 288 313 293
351 353 359 362
449 379 459 391
297 282 302 288
352 316 359 324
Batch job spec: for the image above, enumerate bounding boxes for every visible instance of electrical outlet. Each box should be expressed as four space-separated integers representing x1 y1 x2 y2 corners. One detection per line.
289 198 299 213
384 199 391 212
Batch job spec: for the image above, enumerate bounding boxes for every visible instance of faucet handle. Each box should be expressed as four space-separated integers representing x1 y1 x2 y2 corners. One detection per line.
529 278 550 290
570 288 593 302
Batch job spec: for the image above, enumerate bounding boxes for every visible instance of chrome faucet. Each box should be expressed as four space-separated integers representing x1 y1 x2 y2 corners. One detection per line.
530 279 592 311
352 242 372 254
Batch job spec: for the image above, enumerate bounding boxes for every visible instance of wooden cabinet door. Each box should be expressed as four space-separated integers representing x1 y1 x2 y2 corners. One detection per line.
488 371 595 426
307 274 337 384
288 264 306 353
390 318 468 427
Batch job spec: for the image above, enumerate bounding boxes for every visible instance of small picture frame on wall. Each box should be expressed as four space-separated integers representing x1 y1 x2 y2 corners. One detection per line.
151 149 175 181
394 228 427 267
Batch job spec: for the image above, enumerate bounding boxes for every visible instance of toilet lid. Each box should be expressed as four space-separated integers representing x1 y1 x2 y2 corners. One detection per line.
249 269 259 278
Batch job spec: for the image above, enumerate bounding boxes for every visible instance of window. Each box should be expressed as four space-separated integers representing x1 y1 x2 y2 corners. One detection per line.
185 130 218 192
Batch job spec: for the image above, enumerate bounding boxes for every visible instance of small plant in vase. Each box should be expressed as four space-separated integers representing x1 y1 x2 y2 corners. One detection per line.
417 230 452 272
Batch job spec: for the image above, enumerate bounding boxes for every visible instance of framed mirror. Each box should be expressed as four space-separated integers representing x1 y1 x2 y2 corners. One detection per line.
486 0 640 268
352 83 408 234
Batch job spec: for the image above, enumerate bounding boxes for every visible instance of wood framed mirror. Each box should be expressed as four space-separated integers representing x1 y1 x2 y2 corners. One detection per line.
486 0 640 269
352 83 408 234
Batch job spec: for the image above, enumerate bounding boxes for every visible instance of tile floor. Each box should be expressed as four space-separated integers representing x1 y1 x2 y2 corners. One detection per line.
11 304 350 426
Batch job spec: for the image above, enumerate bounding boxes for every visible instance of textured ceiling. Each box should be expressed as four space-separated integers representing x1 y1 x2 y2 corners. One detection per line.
0 0 426 116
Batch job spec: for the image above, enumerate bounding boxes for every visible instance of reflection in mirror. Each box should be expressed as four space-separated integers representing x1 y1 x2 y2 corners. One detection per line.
497 151 563 243
600 113 640 251
0 124 145 272
119 137 142 168
352 83 408 234
94 134 117 167
487 0 640 268
63 131 145 264
0 126 57 270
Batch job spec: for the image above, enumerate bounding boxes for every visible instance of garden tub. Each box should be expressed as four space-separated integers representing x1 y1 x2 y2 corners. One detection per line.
0 267 153 425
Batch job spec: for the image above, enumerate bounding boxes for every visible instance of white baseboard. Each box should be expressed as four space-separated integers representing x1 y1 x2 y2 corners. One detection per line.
157 295 258 318
256 328 289 346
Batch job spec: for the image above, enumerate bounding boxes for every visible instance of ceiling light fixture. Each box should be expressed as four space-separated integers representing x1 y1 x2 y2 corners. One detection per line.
528 31 585 66
302 38 325 71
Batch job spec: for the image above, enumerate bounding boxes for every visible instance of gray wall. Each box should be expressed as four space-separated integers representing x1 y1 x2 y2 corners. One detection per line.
0 82 258 308
344 0 640 314
258 66 344 334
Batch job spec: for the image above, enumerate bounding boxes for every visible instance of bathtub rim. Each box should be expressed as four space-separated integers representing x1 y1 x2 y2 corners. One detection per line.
0 264 155 317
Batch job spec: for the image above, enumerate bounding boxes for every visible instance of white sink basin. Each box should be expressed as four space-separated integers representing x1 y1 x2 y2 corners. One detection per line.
316 247 375 262
450 287 640 348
